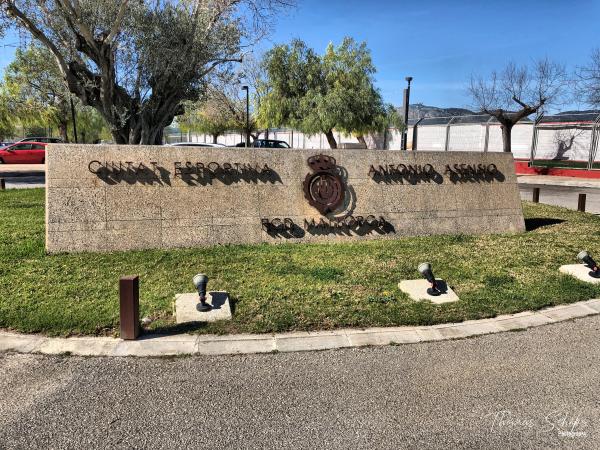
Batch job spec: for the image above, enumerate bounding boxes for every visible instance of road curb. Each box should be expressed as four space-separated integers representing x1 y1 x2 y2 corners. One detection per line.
1 299 599 357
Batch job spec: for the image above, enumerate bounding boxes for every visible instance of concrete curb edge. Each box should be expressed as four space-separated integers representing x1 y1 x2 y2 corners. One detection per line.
1 299 599 357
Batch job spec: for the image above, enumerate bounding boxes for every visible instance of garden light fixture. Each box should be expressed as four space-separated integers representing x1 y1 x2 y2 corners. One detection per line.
577 251 600 278
418 262 441 296
193 273 212 312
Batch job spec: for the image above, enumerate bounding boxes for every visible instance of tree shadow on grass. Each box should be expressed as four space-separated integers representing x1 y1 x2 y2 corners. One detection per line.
525 218 565 231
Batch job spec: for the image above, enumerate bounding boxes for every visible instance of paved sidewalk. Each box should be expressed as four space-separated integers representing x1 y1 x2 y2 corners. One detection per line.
2 314 600 448
519 175 600 214
2 299 599 357
518 175 600 189
0 163 45 176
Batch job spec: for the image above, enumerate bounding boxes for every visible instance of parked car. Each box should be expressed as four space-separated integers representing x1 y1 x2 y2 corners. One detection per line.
233 140 290 148
0 142 14 149
252 139 290 148
0 142 47 164
168 142 226 147
16 137 63 144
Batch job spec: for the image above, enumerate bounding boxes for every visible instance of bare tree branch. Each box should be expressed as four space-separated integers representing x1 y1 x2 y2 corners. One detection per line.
469 59 566 152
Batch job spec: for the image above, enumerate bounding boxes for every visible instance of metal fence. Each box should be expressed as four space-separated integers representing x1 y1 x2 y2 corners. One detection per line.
167 111 600 170
529 112 600 170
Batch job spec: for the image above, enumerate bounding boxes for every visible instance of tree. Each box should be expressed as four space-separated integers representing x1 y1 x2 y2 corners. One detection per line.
576 48 600 108
356 103 403 148
76 107 112 143
179 97 236 144
179 79 256 143
0 89 16 140
469 59 567 152
3 44 111 142
179 56 268 143
4 44 73 141
257 37 395 149
2 0 293 145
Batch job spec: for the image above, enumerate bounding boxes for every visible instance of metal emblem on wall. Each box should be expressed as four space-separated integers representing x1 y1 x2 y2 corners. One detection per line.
303 154 345 214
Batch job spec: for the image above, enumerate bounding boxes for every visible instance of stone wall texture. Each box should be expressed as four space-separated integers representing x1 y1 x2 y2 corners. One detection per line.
45 145 525 253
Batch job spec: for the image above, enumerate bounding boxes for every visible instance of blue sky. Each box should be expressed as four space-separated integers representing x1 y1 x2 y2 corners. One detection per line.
1 0 599 110
256 0 600 110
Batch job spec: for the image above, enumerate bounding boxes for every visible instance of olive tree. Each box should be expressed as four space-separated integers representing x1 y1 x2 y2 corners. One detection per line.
469 59 567 152
258 37 398 149
2 0 293 145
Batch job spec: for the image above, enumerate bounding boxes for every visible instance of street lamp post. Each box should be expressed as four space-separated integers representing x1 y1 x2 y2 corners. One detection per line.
242 85 249 147
401 76 413 151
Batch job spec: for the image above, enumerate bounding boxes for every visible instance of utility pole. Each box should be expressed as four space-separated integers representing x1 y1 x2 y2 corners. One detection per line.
401 76 412 151
242 85 250 147
70 96 78 143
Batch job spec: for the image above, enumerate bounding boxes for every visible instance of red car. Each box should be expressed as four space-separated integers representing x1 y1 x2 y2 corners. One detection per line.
0 142 47 164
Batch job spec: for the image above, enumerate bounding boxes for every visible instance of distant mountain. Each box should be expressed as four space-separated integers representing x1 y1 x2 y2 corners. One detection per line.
397 103 476 120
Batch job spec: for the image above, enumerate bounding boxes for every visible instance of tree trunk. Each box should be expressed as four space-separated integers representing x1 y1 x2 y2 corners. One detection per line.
501 124 512 152
325 129 337 149
58 121 69 143
153 128 164 145
356 135 367 148
111 128 130 145
212 134 218 144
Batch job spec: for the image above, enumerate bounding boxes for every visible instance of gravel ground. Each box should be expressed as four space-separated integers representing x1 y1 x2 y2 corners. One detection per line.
1 316 599 449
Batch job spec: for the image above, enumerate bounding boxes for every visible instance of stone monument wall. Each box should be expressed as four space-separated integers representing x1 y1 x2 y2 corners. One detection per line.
45 145 524 253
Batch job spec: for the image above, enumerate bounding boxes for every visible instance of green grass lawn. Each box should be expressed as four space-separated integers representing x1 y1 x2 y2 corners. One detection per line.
1 188 600 337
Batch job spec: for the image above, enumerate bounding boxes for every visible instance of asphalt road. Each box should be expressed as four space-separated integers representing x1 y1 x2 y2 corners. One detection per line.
520 186 600 214
0 176 45 189
0 165 45 189
1 316 599 449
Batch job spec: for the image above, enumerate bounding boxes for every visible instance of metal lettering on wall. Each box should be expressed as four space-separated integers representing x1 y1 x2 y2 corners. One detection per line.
261 215 392 238
86 155 506 240
303 154 345 214
88 160 278 185
47 146 523 253
368 163 504 184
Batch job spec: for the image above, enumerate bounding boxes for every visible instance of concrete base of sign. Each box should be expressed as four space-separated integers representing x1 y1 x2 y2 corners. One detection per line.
398 279 459 304
559 264 600 284
175 292 232 323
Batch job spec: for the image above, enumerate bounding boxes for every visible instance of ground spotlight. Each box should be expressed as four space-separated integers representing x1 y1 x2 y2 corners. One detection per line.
192 273 212 312
418 262 441 296
577 251 600 278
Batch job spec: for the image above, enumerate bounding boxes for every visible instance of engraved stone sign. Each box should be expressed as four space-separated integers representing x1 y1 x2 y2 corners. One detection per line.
45 145 525 253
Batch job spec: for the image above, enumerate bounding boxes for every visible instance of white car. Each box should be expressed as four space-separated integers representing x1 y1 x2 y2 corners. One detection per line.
167 142 227 147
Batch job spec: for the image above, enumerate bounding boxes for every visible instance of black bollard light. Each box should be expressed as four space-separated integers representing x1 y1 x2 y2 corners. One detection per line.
193 273 212 312
418 262 441 296
577 251 600 278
